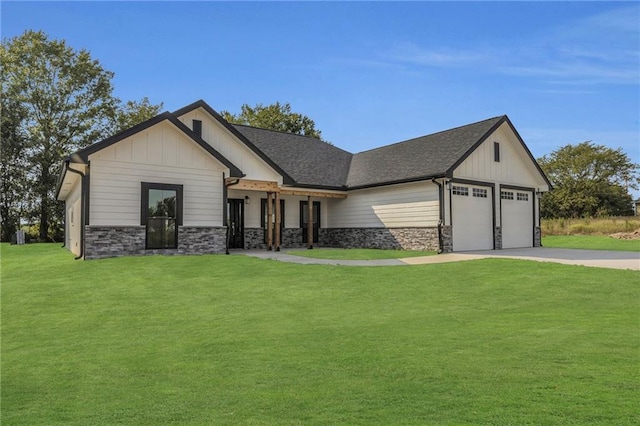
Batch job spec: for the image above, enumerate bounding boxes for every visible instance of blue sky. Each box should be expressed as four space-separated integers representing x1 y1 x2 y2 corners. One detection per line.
3 1 639 194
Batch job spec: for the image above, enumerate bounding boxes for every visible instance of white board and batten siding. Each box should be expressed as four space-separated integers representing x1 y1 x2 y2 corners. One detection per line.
454 122 547 189
327 181 440 228
66 176 83 256
88 122 228 227
177 109 283 184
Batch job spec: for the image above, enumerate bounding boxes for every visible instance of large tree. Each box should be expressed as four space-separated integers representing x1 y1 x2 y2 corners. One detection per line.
538 141 638 218
0 93 29 241
221 102 323 139
1 30 162 241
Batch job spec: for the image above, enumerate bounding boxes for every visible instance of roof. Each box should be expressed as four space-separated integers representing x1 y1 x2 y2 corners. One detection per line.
347 116 506 188
58 100 551 196
232 125 352 189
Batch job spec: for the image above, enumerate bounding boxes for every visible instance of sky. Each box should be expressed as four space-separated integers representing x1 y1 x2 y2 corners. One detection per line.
2 1 639 195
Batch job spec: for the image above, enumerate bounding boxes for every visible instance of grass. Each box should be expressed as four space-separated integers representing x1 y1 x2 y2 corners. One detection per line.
542 235 640 252
288 248 437 260
542 216 640 235
2 244 639 425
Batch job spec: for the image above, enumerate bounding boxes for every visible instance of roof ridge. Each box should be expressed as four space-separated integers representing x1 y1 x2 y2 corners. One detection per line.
354 115 506 155
232 123 323 140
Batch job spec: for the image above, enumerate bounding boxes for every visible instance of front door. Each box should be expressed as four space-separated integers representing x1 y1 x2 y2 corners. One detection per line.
227 199 244 249
300 201 320 243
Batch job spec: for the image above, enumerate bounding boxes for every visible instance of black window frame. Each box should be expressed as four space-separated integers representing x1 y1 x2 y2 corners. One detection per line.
141 182 183 250
452 185 469 196
494 142 500 162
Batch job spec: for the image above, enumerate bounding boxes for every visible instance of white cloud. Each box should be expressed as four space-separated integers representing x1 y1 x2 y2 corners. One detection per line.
376 5 640 86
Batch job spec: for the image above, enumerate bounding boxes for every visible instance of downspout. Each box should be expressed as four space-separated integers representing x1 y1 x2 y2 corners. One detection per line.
65 161 86 260
60 162 68 248
431 178 444 254
224 174 243 254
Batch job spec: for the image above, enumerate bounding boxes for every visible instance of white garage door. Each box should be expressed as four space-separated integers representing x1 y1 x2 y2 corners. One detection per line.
501 189 533 249
452 184 493 251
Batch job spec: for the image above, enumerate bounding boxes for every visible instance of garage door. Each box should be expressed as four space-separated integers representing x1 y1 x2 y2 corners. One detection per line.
501 189 533 249
451 184 493 251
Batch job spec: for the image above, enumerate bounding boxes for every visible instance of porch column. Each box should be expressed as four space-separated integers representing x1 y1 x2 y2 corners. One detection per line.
275 191 281 251
307 196 313 249
266 192 273 250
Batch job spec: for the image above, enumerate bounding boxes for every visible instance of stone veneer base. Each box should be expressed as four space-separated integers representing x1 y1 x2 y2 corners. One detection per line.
84 226 227 260
322 227 441 251
244 227 442 251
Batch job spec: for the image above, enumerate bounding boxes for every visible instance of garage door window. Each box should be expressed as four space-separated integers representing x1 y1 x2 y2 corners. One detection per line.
452 185 468 196
473 188 488 198
517 192 529 201
501 191 514 200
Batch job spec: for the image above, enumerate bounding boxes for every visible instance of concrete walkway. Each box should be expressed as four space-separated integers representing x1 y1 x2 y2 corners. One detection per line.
234 248 640 270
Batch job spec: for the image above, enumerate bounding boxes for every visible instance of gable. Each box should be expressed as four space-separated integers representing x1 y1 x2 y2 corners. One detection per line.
87 121 227 172
176 105 285 185
453 121 550 190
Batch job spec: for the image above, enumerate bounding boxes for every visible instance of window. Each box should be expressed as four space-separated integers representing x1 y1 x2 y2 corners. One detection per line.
494 142 500 162
452 185 469 196
501 191 514 200
517 192 529 201
473 188 488 198
192 120 202 138
141 183 183 249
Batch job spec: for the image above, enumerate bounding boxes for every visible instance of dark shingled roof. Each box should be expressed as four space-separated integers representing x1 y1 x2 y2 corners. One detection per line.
171 101 548 190
347 116 506 188
232 125 353 189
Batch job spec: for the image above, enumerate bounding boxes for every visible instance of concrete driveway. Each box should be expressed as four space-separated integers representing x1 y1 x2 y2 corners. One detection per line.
238 247 639 270
401 247 640 270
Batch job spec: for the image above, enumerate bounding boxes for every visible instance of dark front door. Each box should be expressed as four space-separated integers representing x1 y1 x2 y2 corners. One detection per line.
227 199 244 249
300 201 320 243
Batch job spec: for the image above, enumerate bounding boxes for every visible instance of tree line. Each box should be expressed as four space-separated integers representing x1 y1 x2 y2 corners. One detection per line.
1 30 163 242
1 31 637 242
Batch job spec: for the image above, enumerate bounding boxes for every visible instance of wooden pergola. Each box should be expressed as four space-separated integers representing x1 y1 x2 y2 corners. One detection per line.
225 178 347 250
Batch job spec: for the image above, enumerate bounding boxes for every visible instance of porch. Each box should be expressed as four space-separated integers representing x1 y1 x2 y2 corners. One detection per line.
225 178 347 251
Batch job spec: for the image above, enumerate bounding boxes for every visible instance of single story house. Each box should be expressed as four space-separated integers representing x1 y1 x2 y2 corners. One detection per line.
56 100 551 260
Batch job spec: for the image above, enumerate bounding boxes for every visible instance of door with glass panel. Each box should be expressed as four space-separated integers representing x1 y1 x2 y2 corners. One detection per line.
142 183 182 249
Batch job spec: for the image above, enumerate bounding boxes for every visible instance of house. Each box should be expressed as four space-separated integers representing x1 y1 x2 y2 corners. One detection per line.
56 100 552 259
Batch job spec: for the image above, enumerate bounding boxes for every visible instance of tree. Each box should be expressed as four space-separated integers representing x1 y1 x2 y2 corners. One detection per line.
0 93 29 241
1 30 162 241
115 97 163 132
221 102 323 139
538 141 639 218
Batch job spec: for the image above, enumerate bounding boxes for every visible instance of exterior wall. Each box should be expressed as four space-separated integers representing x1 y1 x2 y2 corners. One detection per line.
454 123 548 191
244 228 308 250
326 181 440 228
84 226 226 260
66 178 82 256
178 109 283 183
88 122 227 227
321 227 440 251
534 226 542 247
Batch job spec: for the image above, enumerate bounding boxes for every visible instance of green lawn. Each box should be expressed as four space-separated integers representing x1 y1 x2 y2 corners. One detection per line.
543 235 640 252
288 248 437 260
2 244 639 425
